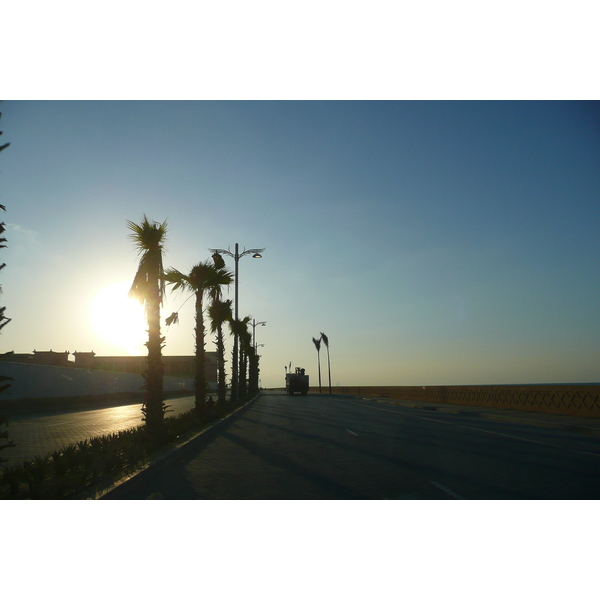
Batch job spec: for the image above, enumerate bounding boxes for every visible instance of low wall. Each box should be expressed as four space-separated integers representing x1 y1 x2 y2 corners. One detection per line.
0 361 203 413
309 385 600 418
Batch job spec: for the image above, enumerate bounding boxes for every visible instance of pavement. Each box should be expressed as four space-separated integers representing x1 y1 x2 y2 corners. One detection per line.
97 394 259 499
97 390 600 499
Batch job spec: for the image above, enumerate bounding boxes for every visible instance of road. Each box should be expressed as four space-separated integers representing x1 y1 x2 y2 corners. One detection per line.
0 396 197 468
110 390 600 499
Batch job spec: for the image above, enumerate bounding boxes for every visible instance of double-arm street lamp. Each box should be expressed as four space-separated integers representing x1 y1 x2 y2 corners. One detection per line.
208 243 265 402
250 319 267 353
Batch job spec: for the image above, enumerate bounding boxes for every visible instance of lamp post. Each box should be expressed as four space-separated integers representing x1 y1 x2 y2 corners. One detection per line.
208 243 264 402
250 319 267 353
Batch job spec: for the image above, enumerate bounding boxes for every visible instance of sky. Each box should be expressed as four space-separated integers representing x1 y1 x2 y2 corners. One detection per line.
1 100 599 388
2 3 600 579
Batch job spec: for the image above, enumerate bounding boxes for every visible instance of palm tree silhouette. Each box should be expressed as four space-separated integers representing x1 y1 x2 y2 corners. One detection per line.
230 316 251 402
164 261 233 413
312 336 322 393
208 298 233 405
320 332 332 394
248 345 260 397
240 320 253 400
127 215 168 435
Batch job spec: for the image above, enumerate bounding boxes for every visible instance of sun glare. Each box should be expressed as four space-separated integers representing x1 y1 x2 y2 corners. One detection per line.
90 282 147 356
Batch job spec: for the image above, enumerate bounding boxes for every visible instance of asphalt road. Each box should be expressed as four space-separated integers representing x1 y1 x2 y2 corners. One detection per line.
112 390 600 499
0 396 197 468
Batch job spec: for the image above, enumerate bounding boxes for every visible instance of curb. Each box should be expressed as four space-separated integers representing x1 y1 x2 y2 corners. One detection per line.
97 392 262 500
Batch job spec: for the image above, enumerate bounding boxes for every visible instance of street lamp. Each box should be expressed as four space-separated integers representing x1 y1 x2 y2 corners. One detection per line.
208 243 265 402
250 319 267 352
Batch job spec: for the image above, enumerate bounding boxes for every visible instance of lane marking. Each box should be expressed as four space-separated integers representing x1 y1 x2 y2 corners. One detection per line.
346 429 359 437
430 481 464 500
351 402 600 459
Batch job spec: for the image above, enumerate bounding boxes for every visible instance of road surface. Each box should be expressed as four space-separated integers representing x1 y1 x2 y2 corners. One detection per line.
109 390 600 499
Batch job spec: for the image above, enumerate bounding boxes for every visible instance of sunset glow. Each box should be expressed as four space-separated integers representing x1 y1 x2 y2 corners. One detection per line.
89 282 146 356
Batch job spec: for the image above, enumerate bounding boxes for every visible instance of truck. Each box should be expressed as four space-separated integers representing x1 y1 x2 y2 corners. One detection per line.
285 367 309 396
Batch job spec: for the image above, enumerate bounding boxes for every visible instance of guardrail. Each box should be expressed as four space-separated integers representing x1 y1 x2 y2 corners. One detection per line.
311 385 600 418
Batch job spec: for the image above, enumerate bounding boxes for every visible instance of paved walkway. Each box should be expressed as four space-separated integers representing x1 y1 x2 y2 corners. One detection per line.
1 396 197 468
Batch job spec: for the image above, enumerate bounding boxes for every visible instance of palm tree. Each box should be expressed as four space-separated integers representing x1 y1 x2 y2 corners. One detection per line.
239 323 253 400
230 316 251 403
248 346 260 397
312 336 322 393
320 332 332 394
208 298 233 405
127 216 168 435
164 261 233 413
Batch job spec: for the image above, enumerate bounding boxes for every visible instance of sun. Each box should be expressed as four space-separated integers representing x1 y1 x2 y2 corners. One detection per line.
89 282 147 356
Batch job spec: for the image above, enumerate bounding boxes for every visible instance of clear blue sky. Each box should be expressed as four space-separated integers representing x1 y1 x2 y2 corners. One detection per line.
2 101 599 387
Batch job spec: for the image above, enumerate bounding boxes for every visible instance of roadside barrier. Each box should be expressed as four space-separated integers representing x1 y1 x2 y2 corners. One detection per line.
313 385 600 418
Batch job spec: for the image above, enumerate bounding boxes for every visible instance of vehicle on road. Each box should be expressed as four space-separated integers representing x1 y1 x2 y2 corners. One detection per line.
286 367 309 396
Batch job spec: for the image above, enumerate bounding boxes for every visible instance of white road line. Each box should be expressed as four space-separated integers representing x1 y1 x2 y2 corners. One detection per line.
352 402 600 459
430 481 464 499
346 429 359 436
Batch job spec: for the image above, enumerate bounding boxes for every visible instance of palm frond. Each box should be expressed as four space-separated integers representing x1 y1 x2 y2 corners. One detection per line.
165 312 179 327
320 332 329 348
164 267 191 293
312 337 321 351
208 299 233 333
126 215 168 255
127 216 168 305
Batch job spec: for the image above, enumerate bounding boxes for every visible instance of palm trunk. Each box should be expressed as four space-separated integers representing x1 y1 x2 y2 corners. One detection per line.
317 349 322 393
194 291 207 413
232 335 239 403
143 270 165 435
239 344 247 401
231 342 238 402
326 346 332 394
249 351 259 396
216 325 227 404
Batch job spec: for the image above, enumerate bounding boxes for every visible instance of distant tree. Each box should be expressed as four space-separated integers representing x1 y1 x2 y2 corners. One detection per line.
312 336 322 393
127 216 168 436
0 109 15 462
165 261 233 413
320 332 332 394
208 298 233 405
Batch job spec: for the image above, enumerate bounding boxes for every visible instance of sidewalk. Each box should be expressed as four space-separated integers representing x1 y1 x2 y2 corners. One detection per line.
97 393 259 499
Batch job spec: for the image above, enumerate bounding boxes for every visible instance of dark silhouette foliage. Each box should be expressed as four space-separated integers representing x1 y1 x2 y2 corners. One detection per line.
0 109 14 462
312 336 322 393
320 332 332 394
127 216 169 437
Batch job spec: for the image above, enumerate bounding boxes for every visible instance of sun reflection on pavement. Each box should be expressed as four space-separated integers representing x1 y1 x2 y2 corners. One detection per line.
0 396 197 468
